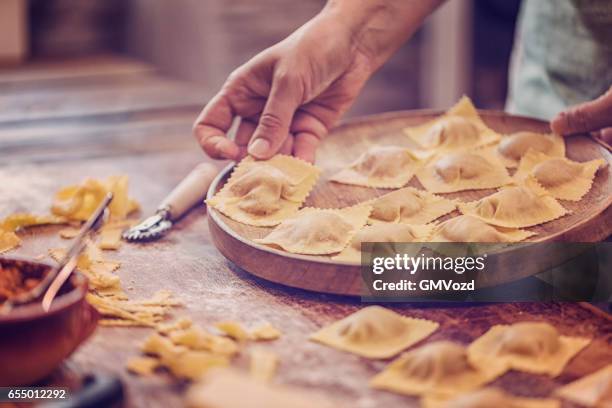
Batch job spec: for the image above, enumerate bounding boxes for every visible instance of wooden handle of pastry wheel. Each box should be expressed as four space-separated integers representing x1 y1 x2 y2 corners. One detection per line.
160 162 219 220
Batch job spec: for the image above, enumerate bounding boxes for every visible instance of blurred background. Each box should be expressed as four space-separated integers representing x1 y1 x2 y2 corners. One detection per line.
0 0 521 161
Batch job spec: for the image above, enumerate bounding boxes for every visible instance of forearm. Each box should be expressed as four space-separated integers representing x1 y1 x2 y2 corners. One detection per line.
322 0 445 69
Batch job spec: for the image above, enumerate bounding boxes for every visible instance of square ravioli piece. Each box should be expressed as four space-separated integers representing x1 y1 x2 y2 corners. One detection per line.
309 306 439 359
422 388 560 408
458 178 568 228
254 205 371 255
496 131 565 168
365 187 456 225
554 364 612 407
370 341 506 397
467 322 591 377
329 145 424 188
403 96 501 153
207 155 320 227
514 150 606 201
332 223 434 263
428 215 535 243
416 149 511 193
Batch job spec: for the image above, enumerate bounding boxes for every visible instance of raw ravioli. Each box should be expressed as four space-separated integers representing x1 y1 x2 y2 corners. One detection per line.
429 215 534 243
207 155 319 227
255 206 371 255
310 306 439 359
329 145 423 189
514 150 605 201
365 187 456 225
416 149 511 193
468 321 591 377
371 341 506 396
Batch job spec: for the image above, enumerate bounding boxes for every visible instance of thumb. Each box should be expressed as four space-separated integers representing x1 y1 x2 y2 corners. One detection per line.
551 87 612 135
248 72 301 159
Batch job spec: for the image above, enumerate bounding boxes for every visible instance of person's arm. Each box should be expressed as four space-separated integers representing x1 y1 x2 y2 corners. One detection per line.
326 0 445 70
551 86 612 144
193 0 444 162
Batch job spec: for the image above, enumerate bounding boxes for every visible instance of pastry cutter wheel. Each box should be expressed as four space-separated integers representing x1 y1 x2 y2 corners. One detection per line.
122 162 219 241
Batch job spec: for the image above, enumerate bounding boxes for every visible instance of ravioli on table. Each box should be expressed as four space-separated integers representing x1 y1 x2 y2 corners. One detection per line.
370 341 506 396
467 321 591 377
310 306 439 359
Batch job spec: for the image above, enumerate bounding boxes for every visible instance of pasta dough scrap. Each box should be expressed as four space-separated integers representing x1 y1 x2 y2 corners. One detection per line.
215 321 250 342
106 175 130 221
514 150 606 201
87 290 180 327
416 149 511 193
157 317 193 335
329 145 423 188
249 348 278 383
250 323 282 341
98 226 123 250
166 351 229 381
186 370 338 408
497 131 565 168
429 215 534 243
365 187 456 225
126 356 160 376
422 388 560 408
59 227 80 239
0 213 67 253
255 206 371 255
467 322 591 377
0 231 20 254
0 213 66 231
49 245 121 290
370 341 506 397
207 155 320 227
332 223 433 263
52 176 140 221
141 333 229 381
458 178 568 228
142 333 183 360
554 364 612 407
310 306 439 359
404 96 500 152
171 327 240 357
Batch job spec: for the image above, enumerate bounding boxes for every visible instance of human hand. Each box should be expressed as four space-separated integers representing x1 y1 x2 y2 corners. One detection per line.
192 14 374 163
193 0 443 163
551 86 612 145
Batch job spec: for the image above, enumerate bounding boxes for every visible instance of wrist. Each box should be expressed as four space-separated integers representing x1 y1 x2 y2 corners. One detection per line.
321 0 444 70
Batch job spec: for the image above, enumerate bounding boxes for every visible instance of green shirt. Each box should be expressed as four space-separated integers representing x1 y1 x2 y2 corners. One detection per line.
507 0 612 120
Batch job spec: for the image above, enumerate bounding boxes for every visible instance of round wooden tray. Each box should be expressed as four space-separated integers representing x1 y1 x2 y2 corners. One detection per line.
207 110 612 296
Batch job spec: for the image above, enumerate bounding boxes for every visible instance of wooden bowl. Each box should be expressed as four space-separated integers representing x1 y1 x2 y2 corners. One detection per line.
0 256 99 386
208 110 612 296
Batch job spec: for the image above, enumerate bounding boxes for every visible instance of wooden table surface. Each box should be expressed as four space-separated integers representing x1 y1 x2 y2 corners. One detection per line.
1 55 611 408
